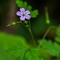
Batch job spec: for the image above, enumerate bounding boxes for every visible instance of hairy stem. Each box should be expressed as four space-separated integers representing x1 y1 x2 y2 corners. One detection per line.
28 20 36 46
38 26 57 49
17 21 36 46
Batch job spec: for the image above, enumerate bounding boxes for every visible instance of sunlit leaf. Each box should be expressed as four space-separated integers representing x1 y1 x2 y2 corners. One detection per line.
0 32 29 60
0 47 13 60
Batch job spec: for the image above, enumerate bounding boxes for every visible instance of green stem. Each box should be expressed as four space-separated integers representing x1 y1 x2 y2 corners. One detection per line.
16 21 29 31
28 20 36 46
17 21 36 46
38 26 57 49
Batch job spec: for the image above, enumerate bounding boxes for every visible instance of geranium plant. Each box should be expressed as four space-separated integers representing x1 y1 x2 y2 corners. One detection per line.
5 0 60 60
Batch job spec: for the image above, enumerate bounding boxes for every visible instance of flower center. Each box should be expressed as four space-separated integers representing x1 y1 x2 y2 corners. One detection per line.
22 14 25 16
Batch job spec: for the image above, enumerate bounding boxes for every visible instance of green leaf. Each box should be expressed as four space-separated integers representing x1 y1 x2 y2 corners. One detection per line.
27 5 32 11
56 27 60 36
23 2 27 9
46 42 60 57
54 43 60 53
39 47 50 60
25 48 40 60
20 49 29 60
16 0 32 10
38 39 52 49
38 39 47 47
55 27 60 43
0 32 29 60
46 48 58 56
16 0 24 8
41 58 44 60
38 39 60 56
55 37 60 43
30 10 38 18
0 47 13 60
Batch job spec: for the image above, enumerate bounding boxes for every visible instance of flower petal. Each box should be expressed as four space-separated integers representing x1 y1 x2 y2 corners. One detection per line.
25 15 31 20
20 16 25 21
24 10 30 15
16 11 21 16
20 8 25 13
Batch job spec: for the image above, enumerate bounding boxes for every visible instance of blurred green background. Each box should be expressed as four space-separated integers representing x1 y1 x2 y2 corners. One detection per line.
0 0 60 39
0 0 60 60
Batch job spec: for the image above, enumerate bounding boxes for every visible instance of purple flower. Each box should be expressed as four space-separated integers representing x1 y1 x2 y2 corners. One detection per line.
16 8 31 21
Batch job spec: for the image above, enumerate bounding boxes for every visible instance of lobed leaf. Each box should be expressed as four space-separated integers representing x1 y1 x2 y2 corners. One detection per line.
38 39 60 56
30 10 39 18
25 48 40 60
16 0 24 8
55 37 60 43
0 32 29 60
56 27 60 36
27 5 32 11
23 2 27 9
